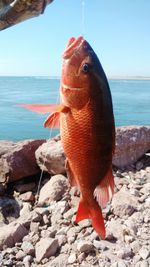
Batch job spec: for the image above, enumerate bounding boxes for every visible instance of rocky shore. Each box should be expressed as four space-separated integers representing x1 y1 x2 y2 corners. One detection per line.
0 126 150 267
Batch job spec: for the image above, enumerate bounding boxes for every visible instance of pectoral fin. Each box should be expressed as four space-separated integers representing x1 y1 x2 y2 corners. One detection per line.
44 106 70 129
17 104 62 114
44 112 60 128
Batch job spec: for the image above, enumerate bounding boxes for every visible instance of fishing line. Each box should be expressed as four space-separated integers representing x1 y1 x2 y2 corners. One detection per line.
81 0 85 37
35 88 60 204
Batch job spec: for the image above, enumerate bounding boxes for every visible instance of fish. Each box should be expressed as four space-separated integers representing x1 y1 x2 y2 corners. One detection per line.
20 36 115 239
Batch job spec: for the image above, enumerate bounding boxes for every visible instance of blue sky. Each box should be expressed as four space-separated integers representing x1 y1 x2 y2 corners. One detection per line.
0 0 150 77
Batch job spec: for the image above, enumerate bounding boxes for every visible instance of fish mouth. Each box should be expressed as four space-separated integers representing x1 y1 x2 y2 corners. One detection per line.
63 36 84 59
62 83 82 92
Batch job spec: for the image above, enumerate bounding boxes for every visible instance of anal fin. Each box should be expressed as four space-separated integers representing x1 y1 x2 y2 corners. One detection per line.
94 166 114 209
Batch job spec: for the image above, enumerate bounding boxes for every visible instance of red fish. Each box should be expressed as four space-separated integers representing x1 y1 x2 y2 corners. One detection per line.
20 36 115 239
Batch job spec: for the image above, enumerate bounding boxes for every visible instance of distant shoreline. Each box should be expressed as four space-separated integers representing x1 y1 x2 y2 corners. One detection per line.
0 75 150 81
108 76 150 80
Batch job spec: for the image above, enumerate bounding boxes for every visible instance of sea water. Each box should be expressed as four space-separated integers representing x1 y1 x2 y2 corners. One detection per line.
0 76 150 141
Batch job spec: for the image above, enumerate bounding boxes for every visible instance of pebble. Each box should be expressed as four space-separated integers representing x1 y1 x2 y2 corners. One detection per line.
68 253 77 264
21 241 35 256
139 247 150 260
77 240 94 253
35 238 59 263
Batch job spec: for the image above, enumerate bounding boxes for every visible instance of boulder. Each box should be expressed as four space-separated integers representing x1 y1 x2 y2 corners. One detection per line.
0 139 46 183
113 126 150 168
38 174 69 205
0 140 16 156
35 139 66 175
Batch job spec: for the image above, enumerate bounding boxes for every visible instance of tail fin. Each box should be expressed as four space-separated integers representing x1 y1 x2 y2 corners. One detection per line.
76 198 106 239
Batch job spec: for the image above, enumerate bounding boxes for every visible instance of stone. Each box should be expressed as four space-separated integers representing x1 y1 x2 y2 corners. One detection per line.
139 248 150 260
106 219 125 241
21 241 35 256
63 208 76 220
35 139 66 174
77 240 94 253
117 247 133 259
113 126 150 168
38 174 69 204
19 191 35 202
35 238 59 263
140 261 149 267
23 255 33 267
16 250 26 260
68 253 77 264
0 139 45 183
14 182 36 193
57 234 67 246
111 189 138 217
0 222 28 249
47 254 68 267
30 222 40 233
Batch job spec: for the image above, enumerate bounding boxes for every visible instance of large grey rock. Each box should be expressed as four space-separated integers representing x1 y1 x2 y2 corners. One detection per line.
113 126 150 168
35 139 66 175
0 221 28 249
0 139 45 183
38 174 69 205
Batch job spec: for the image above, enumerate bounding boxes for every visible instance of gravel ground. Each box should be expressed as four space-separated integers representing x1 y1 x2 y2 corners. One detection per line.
0 154 150 267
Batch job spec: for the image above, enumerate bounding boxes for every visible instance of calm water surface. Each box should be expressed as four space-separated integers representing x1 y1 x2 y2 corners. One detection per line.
0 76 150 141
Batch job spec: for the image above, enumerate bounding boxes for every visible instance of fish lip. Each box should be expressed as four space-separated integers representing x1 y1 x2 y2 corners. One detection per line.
62 83 82 91
63 36 84 59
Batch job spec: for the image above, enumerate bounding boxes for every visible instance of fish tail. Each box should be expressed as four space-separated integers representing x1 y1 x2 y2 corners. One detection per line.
76 198 106 239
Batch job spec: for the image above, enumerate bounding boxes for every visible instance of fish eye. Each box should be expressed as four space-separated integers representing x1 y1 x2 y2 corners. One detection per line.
82 63 90 74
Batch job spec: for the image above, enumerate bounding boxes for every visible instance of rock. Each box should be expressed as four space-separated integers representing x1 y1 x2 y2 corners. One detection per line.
111 189 138 217
77 240 94 253
14 182 36 193
47 254 68 267
106 219 125 241
35 139 66 174
68 253 77 264
23 255 33 267
140 261 149 267
0 139 45 183
63 208 76 220
139 248 150 260
16 250 26 260
113 126 150 168
30 222 40 233
117 247 133 259
19 192 35 202
0 140 16 157
38 174 69 205
35 238 59 263
21 241 35 256
0 222 28 249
